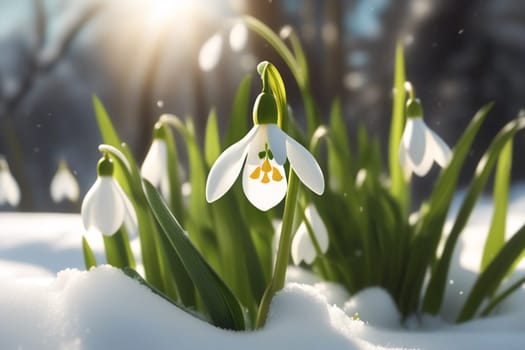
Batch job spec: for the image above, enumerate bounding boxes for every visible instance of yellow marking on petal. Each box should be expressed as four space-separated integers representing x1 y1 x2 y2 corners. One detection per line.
261 173 270 183
250 167 261 179
261 159 272 172
272 167 283 181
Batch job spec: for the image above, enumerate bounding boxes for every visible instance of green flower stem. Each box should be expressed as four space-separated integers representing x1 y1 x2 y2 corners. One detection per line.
405 81 415 101
244 16 318 137
243 16 299 83
102 226 136 269
255 169 300 329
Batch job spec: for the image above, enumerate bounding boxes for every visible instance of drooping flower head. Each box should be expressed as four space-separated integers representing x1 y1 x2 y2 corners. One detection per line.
81 155 136 236
399 82 451 177
0 156 20 207
141 122 170 200
50 160 80 203
199 20 248 72
206 65 324 211
291 204 329 265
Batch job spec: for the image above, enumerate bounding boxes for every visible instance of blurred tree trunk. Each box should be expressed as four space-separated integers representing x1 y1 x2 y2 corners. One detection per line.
322 0 344 110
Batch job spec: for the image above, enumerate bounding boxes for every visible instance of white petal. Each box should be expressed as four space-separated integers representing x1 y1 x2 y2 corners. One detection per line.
244 125 266 166
229 21 248 51
242 157 287 211
412 149 435 176
50 164 79 203
266 124 287 165
402 118 435 176
402 118 427 167
0 170 20 206
291 205 329 265
285 135 325 194
305 205 329 253
291 228 316 265
116 183 138 238
141 139 167 187
398 144 414 180
81 177 125 236
199 33 223 71
426 127 452 168
206 126 259 202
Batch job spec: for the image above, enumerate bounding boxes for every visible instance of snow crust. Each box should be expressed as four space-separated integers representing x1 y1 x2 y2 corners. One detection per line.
1 186 525 349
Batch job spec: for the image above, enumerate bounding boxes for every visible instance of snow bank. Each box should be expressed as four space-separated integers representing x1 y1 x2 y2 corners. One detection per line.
1 185 525 349
0 264 524 350
0 266 377 350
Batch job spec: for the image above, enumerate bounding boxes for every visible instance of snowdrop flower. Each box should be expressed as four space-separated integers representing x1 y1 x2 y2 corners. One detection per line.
229 21 248 52
50 160 79 203
199 20 249 71
291 205 329 265
399 95 451 177
206 84 324 211
199 33 223 71
0 156 20 207
81 156 136 236
141 124 169 199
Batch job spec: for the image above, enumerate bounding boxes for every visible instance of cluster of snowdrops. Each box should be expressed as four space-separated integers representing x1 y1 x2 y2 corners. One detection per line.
3 17 525 331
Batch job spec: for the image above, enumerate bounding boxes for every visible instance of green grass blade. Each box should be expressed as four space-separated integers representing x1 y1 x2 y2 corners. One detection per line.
156 225 196 307
399 102 493 317
82 236 97 269
327 98 354 192
143 180 246 330
204 108 221 168
210 193 267 319
422 117 523 315
479 276 525 317
481 139 512 271
288 31 309 85
223 75 252 148
242 16 299 84
185 117 212 230
388 42 408 214
93 95 122 147
457 223 525 322
162 124 185 223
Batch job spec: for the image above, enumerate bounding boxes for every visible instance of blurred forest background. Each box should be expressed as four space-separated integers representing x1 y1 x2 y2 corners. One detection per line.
1 0 525 211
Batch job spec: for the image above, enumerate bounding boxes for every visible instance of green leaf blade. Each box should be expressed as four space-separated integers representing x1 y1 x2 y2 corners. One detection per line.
481 139 512 271
82 236 97 269
102 226 136 269
93 95 122 147
204 108 221 168
143 180 246 330
388 42 408 214
223 75 252 148
162 123 185 223
457 223 525 322
327 98 354 192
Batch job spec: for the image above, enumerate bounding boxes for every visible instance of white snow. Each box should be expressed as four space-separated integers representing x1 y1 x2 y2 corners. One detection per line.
1 186 525 349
